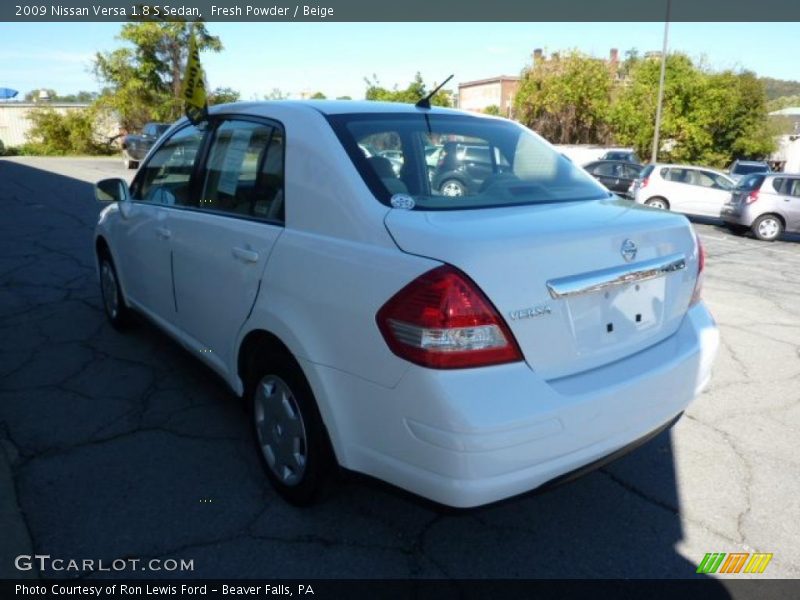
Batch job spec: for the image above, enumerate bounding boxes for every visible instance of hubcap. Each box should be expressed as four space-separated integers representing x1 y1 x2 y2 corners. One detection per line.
100 262 119 319
441 181 464 197
648 200 666 210
758 218 779 239
254 375 308 486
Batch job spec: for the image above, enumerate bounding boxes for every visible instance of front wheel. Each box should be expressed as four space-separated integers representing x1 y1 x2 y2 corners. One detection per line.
751 214 783 242
248 354 335 506
645 197 669 210
99 254 132 330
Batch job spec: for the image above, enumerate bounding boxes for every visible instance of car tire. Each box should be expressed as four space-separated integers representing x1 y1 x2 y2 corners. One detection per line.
723 223 749 236
440 179 467 197
751 214 784 242
247 351 335 506
645 197 669 210
98 253 132 330
122 152 138 170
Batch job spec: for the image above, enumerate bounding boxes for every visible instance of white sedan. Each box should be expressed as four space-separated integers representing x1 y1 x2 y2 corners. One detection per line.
632 163 736 217
93 101 719 508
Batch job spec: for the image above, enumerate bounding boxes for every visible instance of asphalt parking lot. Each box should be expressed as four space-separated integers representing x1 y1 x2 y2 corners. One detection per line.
1 156 798 581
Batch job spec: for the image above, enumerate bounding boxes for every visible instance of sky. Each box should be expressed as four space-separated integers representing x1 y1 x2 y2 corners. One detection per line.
1 22 799 100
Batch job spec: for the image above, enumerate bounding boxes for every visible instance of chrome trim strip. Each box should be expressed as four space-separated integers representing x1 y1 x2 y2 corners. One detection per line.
546 253 687 299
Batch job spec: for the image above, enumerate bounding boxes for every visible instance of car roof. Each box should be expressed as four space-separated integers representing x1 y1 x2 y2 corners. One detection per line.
652 163 735 179
733 160 769 165
208 99 472 118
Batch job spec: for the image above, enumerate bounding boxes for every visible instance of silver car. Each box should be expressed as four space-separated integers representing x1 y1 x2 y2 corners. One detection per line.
721 173 800 241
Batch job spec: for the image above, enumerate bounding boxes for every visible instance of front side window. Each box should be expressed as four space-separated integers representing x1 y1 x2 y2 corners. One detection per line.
327 113 608 210
198 119 285 221
131 124 204 205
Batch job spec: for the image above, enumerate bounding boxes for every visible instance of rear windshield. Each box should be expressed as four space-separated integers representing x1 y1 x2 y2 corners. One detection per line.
732 163 769 175
735 174 765 190
639 164 655 179
326 113 609 210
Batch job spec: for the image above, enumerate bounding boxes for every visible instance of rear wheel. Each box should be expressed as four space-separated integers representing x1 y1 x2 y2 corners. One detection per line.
645 197 669 210
247 352 335 506
440 179 466 197
751 214 783 242
122 152 138 170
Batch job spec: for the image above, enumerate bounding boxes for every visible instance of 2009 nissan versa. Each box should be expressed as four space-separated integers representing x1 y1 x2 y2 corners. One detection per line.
94 101 719 508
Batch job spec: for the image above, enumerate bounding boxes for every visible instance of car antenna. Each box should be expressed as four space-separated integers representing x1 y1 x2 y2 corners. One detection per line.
415 75 454 110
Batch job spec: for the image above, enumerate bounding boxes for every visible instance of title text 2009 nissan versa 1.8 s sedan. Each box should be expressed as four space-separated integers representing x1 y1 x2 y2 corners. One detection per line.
93 101 719 508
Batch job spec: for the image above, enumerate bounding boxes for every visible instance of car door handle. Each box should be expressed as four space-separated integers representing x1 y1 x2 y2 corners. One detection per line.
232 246 259 263
155 226 171 239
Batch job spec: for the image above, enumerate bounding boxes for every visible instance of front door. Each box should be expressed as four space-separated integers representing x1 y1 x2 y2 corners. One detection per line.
120 124 206 324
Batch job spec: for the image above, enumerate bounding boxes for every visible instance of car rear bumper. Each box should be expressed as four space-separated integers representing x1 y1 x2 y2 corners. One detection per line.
303 302 719 508
720 204 754 226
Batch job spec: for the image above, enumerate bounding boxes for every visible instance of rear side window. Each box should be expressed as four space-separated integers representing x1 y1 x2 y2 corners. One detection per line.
640 164 655 179
774 177 800 196
737 174 765 191
198 119 285 222
663 168 689 183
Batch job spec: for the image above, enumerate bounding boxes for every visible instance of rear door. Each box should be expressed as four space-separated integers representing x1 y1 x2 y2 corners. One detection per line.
170 117 286 376
783 178 800 230
691 169 733 217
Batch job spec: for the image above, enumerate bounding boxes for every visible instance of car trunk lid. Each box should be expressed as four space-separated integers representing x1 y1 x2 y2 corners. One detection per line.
385 198 700 380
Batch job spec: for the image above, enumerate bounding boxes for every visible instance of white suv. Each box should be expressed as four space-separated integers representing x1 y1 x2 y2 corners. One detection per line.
94 102 718 508
632 164 735 217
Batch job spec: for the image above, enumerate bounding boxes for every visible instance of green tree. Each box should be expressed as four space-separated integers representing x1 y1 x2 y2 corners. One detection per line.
310 91 327 99
336 95 352 100
24 107 112 155
93 22 222 130
483 105 501 116
264 88 289 100
610 54 774 165
514 50 614 144
364 72 452 107
208 87 240 105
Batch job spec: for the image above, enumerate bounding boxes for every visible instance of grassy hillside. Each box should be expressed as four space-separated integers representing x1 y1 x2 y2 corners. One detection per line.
760 77 800 101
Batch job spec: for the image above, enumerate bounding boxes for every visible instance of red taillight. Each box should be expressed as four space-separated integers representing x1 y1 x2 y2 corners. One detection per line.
745 191 759 204
690 234 705 306
641 177 649 189
376 265 523 369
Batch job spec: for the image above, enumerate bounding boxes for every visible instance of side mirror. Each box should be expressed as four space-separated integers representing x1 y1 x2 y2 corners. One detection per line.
95 178 131 203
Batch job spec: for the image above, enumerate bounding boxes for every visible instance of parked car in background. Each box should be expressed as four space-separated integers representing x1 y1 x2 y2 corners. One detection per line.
727 160 770 183
721 172 800 241
583 160 644 198
632 164 735 217
600 149 641 163
92 101 717 508
122 123 169 169
431 142 510 196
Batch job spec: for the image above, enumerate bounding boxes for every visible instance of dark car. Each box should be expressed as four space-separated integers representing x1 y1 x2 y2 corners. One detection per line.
583 160 644 198
121 122 170 169
728 160 771 183
431 142 509 196
599 150 641 163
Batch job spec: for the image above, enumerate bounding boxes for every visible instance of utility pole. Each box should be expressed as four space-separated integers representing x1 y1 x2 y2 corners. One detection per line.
651 0 671 163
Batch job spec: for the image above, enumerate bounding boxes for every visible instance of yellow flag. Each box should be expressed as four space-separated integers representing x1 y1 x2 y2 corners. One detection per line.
182 25 207 124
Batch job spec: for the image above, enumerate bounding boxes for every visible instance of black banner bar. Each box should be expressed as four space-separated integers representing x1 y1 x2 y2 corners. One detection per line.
4 0 800 22
3 579 800 600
